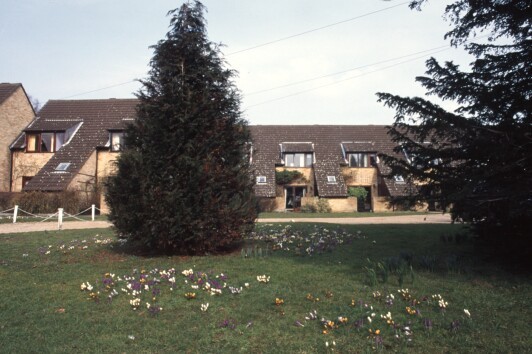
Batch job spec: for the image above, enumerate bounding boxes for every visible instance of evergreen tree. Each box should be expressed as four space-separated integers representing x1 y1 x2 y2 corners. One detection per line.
376 1 531 257
106 1 257 254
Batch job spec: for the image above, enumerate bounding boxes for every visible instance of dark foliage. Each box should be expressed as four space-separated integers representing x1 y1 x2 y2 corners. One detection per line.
377 1 531 262
11 191 95 214
106 1 257 255
275 169 305 185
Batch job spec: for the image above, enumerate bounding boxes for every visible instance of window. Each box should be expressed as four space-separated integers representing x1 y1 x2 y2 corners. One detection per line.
394 175 405 183
26 132 65 152
327 176 337 183
283 153 313 167
348 153 377 167
256 176 267 184
110 132 125 152
55 163 71 171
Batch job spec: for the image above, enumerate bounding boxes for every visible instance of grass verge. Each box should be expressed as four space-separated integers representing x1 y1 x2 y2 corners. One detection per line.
0 223 529 353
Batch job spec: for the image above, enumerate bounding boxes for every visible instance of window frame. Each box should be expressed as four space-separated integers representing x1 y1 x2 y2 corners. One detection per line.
110 131 125 152
347 152 377 168
256 176 267 184
327 176 337 183
25 132 65 153
283 152 313 167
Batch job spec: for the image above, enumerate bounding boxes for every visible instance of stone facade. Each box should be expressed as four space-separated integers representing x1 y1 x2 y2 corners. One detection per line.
96 150 120 214
0 85 34 192
10 151 53 192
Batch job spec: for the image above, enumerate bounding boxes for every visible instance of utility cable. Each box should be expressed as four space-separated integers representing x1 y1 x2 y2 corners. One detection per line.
56 2 409 99
245 48 451 109
226 1 410 56
246 44 451 96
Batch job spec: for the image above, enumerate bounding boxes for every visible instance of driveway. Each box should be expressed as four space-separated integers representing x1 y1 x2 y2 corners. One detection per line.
0 213 452 234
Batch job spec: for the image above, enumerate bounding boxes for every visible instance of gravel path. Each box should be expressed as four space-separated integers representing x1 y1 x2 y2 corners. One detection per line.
0 213 452 234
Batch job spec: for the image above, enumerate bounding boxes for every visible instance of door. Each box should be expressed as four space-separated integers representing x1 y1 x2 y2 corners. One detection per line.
285 186 306 209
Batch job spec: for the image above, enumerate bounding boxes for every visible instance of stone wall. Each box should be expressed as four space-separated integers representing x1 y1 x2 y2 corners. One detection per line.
326 197 357 213
10 151 53 192
0 87 34 192
68 151 97 194
95 150 120 214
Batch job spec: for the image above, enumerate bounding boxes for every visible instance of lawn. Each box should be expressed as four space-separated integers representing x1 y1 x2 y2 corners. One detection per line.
0 223 530 353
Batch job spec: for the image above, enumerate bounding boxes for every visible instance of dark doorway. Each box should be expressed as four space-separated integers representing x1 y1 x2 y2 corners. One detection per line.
286 186 306 209
357 186 372 212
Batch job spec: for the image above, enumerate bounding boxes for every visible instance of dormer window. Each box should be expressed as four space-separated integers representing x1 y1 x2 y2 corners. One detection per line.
26 132 65 153
347 153 377 168
110 131 125 152
284 153 313 167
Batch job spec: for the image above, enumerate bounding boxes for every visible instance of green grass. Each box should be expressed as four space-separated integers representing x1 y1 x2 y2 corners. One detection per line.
0 224 530 353
258 211 427 218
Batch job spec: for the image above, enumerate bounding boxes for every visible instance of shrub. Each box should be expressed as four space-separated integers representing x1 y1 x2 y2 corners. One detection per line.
275 169 305 185
0 193 15 211
257 198 276 212
316 198 332 213
300 203 317 213
12 191 95 214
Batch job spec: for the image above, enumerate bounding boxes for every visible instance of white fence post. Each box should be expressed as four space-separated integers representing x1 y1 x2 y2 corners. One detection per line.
58 208 63 230
13 205 18 223
91 204 95 221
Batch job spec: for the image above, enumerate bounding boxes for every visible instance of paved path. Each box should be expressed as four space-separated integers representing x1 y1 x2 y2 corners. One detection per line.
0 213 452 234
257 213 452 225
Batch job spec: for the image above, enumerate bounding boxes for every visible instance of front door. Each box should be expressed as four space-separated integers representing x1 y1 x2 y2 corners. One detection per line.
285 186 306 209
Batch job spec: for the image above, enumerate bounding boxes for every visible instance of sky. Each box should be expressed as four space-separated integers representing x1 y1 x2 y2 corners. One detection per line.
0 0 474 125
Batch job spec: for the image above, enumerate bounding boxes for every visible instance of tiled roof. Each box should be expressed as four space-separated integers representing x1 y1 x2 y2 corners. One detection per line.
13 99 411 198
280 142 314 153
342 141 377 152
0 83 22 105
22 99 138 191
249 125 410 198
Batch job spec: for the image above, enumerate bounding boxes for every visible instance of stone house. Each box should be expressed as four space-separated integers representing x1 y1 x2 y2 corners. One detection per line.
9 98 136 213
0 83 35 192
249 125 414 212
7 97 417 213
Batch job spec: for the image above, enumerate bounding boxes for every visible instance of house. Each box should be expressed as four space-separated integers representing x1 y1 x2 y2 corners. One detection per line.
0 83 35 192
249 125 414 212
9 98 136 212
8 97 417 213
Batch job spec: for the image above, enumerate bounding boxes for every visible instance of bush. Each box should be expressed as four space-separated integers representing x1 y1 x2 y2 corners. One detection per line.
316 198 332 213
275 169 305 185
0 193 15 211
257 198 276 212
12 191 95 214
300 203 317 213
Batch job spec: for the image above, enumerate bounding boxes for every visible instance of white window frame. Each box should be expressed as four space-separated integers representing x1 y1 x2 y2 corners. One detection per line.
55 162 71 172
256 176 267 184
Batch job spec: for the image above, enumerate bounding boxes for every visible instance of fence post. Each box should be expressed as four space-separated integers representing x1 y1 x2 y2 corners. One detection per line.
91 204 95 221
13 205 18 224
58 208 63 230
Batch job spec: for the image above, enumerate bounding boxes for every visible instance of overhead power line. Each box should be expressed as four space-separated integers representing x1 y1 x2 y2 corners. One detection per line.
57 2 409 100
244 48 451 109
227 1 410 56
61 80 138 99
246 44 451 96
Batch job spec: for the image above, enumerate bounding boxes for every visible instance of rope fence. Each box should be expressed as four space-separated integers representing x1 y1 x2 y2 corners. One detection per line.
0 204 102 230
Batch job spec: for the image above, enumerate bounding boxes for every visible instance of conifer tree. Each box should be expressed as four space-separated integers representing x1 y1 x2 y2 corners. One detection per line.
377 1 531 258
106 1 257 254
